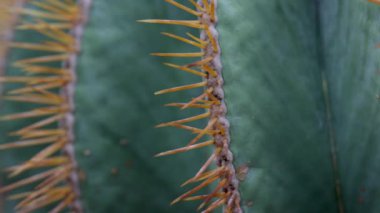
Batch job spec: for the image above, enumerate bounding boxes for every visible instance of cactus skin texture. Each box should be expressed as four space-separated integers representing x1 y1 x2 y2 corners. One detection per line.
1 0 380 213
218 0 380 212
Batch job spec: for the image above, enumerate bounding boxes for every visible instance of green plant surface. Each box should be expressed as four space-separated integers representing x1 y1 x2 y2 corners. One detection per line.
0 0 207 212
321 0 380 212
220 0 380 212
74 0 209 212
1 0 380 213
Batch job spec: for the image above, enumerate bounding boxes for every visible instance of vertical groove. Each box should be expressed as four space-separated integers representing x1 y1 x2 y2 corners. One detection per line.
315 1 345 212
61 0 92 212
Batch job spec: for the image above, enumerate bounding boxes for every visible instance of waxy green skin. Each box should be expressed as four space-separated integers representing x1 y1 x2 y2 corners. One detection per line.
220 0 380 212
1 1 207 212
1 0 380 212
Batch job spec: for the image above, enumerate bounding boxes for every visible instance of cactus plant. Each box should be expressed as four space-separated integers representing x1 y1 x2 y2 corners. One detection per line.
0 0 91 211
1 0 380 213
139 0 243 212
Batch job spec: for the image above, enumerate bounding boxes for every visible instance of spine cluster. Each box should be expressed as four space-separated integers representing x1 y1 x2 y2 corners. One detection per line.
0 0 90 212
199 1 242 212
141 0 242 212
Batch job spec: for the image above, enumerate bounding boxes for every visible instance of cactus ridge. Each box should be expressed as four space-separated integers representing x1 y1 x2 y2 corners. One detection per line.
140 0 242 212
0 0 91 212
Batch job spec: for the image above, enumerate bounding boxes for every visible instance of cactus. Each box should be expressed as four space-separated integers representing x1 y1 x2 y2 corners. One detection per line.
0 0 91 212
1 0 380 213
139 0 243 212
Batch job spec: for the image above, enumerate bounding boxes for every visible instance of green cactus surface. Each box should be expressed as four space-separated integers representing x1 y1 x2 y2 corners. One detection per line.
1 0 380 212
